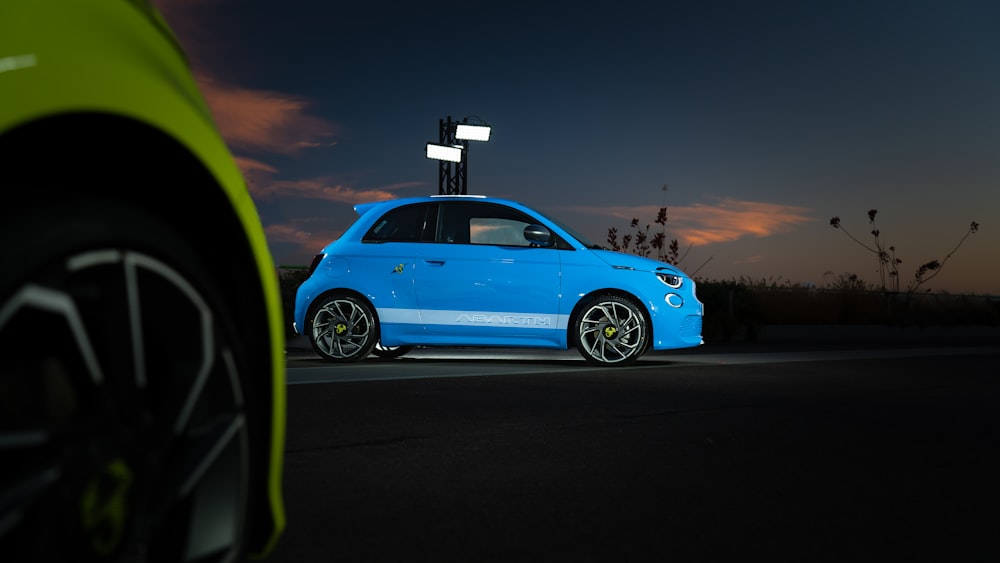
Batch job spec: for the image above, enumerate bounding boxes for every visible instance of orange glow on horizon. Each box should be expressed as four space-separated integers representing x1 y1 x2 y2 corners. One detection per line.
566 198 815 246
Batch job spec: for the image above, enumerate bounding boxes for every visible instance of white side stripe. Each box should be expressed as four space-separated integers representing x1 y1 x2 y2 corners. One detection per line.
379 308 570 330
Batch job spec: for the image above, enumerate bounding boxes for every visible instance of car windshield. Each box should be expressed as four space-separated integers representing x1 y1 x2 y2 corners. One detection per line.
532 208 603 249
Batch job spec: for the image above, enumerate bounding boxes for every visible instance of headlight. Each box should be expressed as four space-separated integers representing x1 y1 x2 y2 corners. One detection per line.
656 272 683 289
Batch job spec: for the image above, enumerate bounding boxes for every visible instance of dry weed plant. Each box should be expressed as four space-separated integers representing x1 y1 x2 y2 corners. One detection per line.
830 209 979 296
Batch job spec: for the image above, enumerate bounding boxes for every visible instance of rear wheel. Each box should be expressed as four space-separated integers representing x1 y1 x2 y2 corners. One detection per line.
0 198 262 561
306 294 378 362
573 294 649 366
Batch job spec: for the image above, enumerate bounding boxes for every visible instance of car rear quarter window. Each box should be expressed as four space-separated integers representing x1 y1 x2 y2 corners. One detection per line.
362 203 436 243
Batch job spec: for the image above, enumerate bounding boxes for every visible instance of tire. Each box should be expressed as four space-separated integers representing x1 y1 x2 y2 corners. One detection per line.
573 294 649 366
371 342 414 359
306 294 378 362
0 198 263 562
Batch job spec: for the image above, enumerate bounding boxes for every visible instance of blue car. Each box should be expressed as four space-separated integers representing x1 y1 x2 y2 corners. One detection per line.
293 195 704 366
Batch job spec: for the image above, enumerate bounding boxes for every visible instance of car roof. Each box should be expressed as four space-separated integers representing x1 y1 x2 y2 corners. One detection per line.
352 194 526 217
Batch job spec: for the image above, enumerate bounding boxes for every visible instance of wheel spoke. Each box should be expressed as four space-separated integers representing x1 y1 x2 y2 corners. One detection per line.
0 466 60 541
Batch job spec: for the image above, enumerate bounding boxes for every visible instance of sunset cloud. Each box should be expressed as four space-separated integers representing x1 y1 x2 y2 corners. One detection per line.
196 74 337 155
250 178 404 204
264 223 316 244
564 198 815 246
264 221 342 262
233 156 279 175
155 1 336 157
237 158 423 204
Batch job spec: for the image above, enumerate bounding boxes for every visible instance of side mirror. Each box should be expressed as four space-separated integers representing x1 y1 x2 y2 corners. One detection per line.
523 224 553 247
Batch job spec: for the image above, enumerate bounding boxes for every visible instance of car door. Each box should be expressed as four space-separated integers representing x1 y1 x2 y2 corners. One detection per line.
412 202 562 340
355 202 435 340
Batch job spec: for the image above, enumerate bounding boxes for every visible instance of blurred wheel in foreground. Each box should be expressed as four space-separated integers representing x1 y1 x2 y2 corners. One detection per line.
0 199 264 562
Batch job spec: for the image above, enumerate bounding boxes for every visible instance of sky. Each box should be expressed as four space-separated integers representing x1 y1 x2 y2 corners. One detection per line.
154 0 999 295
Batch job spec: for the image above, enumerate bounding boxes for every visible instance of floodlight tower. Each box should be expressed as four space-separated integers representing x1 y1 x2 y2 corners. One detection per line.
424 115 491 194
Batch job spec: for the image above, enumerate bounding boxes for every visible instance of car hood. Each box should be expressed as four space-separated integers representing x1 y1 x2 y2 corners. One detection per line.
589 248 684 274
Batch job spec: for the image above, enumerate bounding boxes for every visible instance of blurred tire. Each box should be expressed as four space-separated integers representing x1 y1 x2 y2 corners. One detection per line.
0 197 262 562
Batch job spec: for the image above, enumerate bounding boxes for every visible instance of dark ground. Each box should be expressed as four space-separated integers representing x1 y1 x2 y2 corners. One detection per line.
268 330 1000 562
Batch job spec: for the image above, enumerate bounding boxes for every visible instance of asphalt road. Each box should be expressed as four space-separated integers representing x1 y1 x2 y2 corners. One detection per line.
269 333 1000 562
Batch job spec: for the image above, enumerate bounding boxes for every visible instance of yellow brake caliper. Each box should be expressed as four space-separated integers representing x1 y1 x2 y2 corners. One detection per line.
79 457 133 555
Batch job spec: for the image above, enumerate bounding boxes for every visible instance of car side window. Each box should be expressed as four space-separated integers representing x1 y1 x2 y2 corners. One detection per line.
363 203 436 243
470 218 532 246
438 202 539 247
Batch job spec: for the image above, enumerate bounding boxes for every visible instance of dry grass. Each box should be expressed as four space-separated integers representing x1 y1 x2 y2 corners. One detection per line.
697 281 1000 343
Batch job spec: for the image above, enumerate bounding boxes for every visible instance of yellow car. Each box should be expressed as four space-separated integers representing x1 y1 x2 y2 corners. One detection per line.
0 0 286 560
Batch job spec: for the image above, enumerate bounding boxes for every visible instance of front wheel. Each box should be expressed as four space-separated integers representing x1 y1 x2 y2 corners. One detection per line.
573 294 649 366
306 294 378 362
